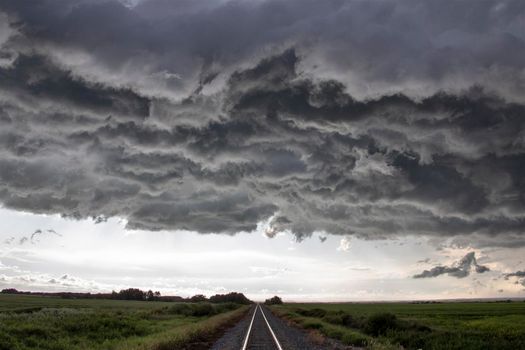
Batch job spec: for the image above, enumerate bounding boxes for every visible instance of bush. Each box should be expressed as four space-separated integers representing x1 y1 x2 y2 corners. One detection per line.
364 313 399 336
161 302 240 318
189 294 207 303
297 308 327 318
303 320 323 330
264 296 283 305
342 313 363 328
214 302 239 314
341 331 368 347
323 313 344 325
209 292 251 304
166 303 216 317
167 304 194 316
1 288 19 294
112 288 146 301
324 327 344 340
191 303 215 317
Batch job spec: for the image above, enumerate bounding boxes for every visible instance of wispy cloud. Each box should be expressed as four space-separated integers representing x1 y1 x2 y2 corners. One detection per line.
3 229 61 245
504 270 525 286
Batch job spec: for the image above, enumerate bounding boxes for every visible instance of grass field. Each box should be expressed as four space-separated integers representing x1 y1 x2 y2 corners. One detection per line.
0 294 248 350
271 301 525 350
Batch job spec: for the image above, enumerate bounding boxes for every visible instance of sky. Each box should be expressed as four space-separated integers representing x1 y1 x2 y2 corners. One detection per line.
0 0 524 301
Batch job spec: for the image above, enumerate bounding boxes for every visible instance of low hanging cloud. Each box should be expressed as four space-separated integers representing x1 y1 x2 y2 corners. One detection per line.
337 236 352 252
413 252 490 279
504 271 525 286
0 1 524 242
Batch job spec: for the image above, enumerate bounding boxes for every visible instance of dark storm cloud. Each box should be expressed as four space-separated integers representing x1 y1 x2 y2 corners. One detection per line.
413 252 490 279
444 235 525 249
2 0 525 100
0 54 150 118
0 0 524 240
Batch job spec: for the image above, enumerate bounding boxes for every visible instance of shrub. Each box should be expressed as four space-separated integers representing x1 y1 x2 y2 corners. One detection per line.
264 296 283 305
1 288 19 294
189 294 208 303
342 313 364 328
297 308 327 318
191 303 215 317
324 327 344 340
209 292 251 304
341 331 368 346
364 313 399 336
214 302 239 314
167 304 194 316
323 313 343 325
303 320 324 330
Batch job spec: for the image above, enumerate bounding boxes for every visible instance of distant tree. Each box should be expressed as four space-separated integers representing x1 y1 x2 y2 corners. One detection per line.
145 290 161 301
209 292 251 304
190 294 208 302
1 288 19 294
264 296 283 305
115 288 146 301
158 295 185 302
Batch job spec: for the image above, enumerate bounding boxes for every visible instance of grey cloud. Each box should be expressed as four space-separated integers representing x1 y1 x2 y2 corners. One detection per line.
0 54 150 119
2 0 525 101
444 235 525 250
0 48 524 238
413 252 490 279
3 237 14 245
0 2 523 242
505 271 525 278
504 270 525 286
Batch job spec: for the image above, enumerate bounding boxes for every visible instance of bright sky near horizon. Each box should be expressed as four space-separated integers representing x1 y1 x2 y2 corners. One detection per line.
1 207 524 301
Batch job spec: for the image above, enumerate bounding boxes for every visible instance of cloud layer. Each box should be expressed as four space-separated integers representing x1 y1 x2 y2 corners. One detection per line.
0 0 524 241
414 252 490 279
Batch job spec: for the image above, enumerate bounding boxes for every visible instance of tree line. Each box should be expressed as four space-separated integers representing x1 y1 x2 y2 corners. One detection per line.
1 288 252 304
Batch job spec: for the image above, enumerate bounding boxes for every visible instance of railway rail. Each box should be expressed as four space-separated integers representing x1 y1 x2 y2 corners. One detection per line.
241 304 284 350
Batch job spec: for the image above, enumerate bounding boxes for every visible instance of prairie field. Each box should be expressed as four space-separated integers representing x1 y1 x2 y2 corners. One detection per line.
271 301 525 350
0 294 248 350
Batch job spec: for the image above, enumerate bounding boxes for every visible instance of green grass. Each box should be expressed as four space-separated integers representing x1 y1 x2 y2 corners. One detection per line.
271 301 525 350
0 294 248 350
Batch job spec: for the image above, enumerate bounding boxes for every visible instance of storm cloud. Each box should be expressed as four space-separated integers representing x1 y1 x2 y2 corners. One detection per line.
0 0 524 241
413 252 490 279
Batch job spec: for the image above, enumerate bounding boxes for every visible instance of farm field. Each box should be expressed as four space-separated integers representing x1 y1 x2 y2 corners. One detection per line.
271 301 525 350
0 294 248 350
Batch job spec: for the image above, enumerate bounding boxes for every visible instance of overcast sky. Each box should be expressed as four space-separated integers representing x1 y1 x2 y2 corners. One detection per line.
0 0 524 301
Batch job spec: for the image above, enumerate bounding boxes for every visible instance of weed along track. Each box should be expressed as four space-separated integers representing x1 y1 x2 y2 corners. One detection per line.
242 304 283 350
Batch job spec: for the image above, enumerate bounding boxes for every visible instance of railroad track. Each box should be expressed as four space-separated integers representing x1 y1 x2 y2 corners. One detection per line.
242 304 284 350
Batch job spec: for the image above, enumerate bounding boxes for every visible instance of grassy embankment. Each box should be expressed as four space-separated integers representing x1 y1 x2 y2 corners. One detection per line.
271 301 525 350
0 294 249 350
